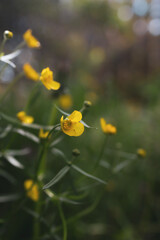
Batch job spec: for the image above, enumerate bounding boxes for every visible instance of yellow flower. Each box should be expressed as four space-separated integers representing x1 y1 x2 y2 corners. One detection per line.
23 63 40 81
59 94 72 109
17 111 34 124
40 67 61 90
61 111 84 137
23 29 40 48
137 148 146 158
100 118 117 135
24 179 39 202
39 128 49 139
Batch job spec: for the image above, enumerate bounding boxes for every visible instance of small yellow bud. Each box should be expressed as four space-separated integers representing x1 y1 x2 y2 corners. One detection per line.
72 148 80 157
4 30 13 40
137 148 146 158
84 100 92 108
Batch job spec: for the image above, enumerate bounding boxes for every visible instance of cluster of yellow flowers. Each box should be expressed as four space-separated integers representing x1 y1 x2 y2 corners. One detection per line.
7 29 146 203
24 179 39 202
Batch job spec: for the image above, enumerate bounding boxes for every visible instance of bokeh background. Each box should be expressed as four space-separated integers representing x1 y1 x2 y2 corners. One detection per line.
1 0 160 240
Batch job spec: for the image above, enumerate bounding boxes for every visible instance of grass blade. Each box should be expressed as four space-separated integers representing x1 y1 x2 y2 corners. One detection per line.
72 164 107 185
43 166 70 189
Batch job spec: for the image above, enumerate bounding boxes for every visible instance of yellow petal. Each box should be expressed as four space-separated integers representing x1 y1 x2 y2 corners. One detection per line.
23 29 40 48
100 118 106 132
62 122 84 137
68 111 82 122
72 122 84 136
17 111 26 120
59 94 72 109
39 128 49 138
23 63 39 81
40 67 60 90
46 80 61 90
23 116 34 124
24 179 39 202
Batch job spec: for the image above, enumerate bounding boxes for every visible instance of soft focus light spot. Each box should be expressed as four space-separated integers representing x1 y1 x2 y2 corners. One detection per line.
148 18 160 36
0 64 15 83
132 0 148 17
133 19 147 36
117 5 133 22
150 0 160 18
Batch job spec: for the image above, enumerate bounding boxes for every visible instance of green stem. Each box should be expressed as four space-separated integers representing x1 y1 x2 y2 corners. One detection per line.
0 72 24 106
33 124 60 239
24 81 41 112
48 101 58 125
57 201 67 240
14 41 26 51
33 189 41 240
94 136 108 169
0 38 6 53
54 191 103 234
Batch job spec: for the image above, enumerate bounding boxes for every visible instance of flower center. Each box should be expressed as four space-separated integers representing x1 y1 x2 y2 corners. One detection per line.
63 119 72 130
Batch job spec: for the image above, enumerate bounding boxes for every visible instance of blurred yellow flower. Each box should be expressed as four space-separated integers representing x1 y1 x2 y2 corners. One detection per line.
61 111 84 137
59 94 72 109
23 63 40 81
39 128 49 139
40 67 61 90
24 179 39 202
137 148 146 158
23 29 40 48
89 47 105 66
100 118 117 135
17 111 34 124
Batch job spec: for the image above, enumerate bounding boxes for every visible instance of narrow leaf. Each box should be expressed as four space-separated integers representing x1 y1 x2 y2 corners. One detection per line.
51 148 68 161
0 193 20 203
100 160 111 169
0 125 12 138
72 164 107 185
6 148 30 156
59 196 81 205
50 136 63 147
43 166 70 189
13 128 39 143
113 159 134 173
4 155 24 169
0 169 17 184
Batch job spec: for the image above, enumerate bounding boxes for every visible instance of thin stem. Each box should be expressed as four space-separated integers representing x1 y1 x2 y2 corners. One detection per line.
54 191 103 234
94 136 108 169
14 41 26 51
0 72 24 106
48 100 58 125
0 38 6 53
33 190 41 240
24 81 41 112
57 201 67 240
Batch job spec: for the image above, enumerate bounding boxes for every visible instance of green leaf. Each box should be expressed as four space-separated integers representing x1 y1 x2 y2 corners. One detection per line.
0 193 20 203
13 128 40 143
0 169 17 184
113 159 134 173
72 164 107 185
43 166 70 189
6 148 30 156
51 148 68 162
4 155 24 169
100 160 111 169
0 125 12 138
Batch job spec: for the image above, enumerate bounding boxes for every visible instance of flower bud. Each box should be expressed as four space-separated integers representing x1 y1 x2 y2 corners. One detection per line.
72 148 80 157
4 30 13 40
84 100 92 108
